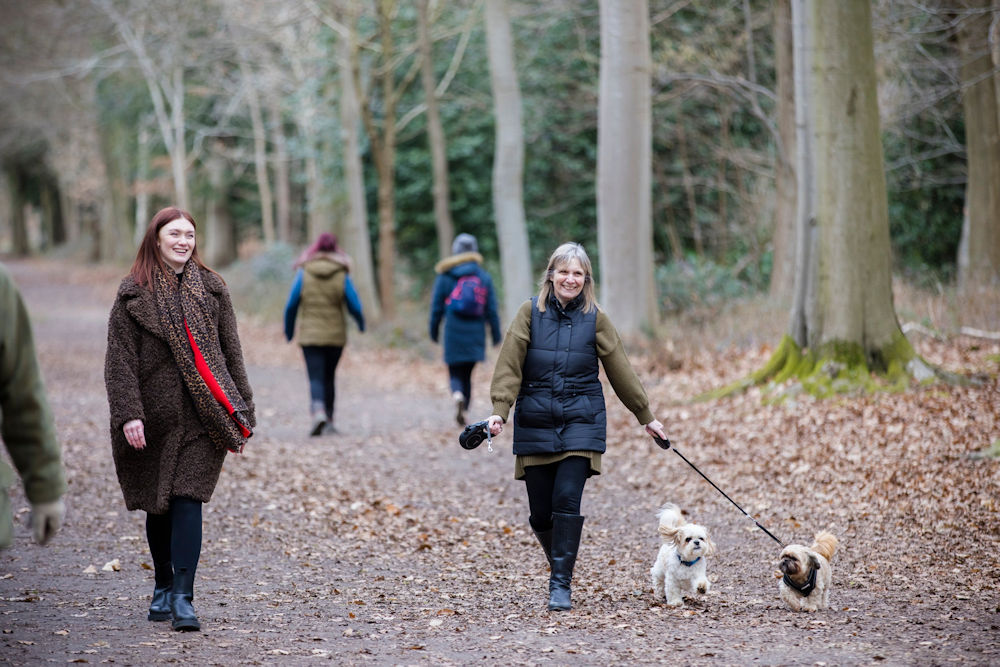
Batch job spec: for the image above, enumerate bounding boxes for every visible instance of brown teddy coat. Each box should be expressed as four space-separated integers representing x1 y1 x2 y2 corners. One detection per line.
104 268 255 514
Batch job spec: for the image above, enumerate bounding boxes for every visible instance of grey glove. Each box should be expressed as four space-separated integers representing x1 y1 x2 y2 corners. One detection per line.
30 499 64 545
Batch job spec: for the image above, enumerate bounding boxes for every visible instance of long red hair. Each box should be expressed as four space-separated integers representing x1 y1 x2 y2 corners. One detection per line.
130 206 217 288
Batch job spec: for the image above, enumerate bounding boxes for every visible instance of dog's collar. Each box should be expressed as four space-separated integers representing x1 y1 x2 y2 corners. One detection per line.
783 565 817 597
677 554 701 567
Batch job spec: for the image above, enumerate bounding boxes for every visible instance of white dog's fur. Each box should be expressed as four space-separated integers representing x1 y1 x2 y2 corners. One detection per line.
650 503 716 606
777 531 838 612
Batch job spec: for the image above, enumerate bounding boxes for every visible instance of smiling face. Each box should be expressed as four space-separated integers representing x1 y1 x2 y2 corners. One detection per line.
157 217 196 272
552 258 586 306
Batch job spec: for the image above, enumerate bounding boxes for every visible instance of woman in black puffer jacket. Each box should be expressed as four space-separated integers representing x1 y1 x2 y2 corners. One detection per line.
486 242 667 612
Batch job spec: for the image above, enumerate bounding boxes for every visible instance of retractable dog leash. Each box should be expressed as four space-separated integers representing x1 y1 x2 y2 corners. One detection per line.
652 436 785 547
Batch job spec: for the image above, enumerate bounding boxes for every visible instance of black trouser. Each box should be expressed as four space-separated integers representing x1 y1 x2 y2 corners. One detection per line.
302 345 344 419
523 456 590 531
448 361 476 409
145 497 203 575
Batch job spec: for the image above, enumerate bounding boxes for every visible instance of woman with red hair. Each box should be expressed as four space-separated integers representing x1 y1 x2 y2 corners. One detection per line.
105 206 256 631
284 232 365 435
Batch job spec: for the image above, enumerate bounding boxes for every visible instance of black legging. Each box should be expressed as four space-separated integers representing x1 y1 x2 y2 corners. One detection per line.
448 362 476 409
302 345 344 419
145 497 203 576
523 456 591 531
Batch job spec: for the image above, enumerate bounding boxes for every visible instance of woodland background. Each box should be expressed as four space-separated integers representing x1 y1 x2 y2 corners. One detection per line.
1 3 999 663
1 0 998 343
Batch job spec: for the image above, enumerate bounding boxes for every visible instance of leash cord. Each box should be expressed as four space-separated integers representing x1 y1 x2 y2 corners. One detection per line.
660 439 785 547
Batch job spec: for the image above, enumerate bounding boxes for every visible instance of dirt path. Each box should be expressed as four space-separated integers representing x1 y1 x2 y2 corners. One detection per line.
1 258 998 666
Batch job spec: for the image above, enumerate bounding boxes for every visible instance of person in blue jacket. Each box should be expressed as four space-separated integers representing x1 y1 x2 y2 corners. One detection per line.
429 233 502 425
284 233 365 435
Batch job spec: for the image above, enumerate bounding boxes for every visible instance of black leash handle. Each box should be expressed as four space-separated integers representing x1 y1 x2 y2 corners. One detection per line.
652 436 784 547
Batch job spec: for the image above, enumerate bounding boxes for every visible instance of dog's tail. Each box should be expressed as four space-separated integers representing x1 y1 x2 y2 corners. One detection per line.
656 503 683 539
810 531 838 562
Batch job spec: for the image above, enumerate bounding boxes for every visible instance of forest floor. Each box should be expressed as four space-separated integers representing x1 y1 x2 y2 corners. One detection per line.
1 257 998 666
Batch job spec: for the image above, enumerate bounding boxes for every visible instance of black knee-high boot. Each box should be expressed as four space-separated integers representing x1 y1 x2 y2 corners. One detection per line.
145 513 172 622
529 516 553 569
168 498 202 631
548 513 585 611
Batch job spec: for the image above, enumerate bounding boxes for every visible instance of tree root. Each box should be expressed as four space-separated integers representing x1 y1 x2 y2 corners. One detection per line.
696 332 987 403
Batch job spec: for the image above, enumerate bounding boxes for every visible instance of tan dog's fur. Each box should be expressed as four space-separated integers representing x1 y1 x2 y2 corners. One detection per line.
778 531 838 612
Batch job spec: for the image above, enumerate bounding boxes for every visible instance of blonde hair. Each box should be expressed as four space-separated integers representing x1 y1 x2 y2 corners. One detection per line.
537 242 598 313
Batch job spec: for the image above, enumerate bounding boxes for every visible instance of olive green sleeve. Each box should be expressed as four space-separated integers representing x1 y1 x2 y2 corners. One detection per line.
595 309 655 425
0 264 66 505
490 300 533 421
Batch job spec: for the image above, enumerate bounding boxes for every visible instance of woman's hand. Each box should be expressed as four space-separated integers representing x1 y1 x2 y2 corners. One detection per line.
644 419 666 441
487 415 504 436
122 419 146 450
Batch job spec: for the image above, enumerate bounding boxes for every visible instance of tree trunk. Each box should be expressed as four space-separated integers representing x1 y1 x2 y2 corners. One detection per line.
797 0 916 375
268 98 292 244
240 59 275 245
203 143 236 267
770 0 798 303
788 0 817 347
134 121 151 246
169 65 189 210
7 169 29 256
597 0 657 337
339 4 381 321
418 0 455 260
676 120 703 257
956 0 1000 327
360 0 401 320
484 0 533 322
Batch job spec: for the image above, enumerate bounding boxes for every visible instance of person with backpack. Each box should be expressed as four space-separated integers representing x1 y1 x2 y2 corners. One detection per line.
429 233 502 425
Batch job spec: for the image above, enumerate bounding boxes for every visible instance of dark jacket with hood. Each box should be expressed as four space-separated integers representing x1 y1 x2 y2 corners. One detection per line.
104 268 255 514
429 252 502 365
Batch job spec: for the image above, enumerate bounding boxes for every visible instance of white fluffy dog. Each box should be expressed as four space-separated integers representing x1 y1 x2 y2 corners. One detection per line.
778 531 838 612
650 503 716 607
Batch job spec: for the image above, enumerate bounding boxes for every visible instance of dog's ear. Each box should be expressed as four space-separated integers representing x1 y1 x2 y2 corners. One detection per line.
704 535 717 558
808 554 821 571
658 524 679 540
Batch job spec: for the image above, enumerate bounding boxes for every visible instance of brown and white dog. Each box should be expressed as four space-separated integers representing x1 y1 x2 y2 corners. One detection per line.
778 531 838 612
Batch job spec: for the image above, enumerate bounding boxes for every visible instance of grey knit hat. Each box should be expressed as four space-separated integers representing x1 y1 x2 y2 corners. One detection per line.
451 233 478 255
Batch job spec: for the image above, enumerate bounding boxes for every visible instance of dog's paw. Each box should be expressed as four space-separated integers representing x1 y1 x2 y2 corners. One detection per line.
666 597 684 607
697 582 709 595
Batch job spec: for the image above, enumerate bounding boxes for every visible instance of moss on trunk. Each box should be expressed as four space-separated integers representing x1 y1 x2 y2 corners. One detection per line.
696 330 962 402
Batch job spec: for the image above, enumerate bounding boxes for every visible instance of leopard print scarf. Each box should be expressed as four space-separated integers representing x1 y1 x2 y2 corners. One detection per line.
154 263 250 453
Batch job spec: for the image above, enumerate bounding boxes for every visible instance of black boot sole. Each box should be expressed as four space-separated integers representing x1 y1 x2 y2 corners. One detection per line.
148 610 171 622
171 618 201 631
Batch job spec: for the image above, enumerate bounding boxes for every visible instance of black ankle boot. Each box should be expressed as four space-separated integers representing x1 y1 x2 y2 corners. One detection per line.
147 561 172 621
548 513 585 611
170 568 200 631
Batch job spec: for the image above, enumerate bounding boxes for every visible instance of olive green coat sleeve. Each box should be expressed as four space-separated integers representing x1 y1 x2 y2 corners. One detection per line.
595 310 655 425
0 263 66 512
